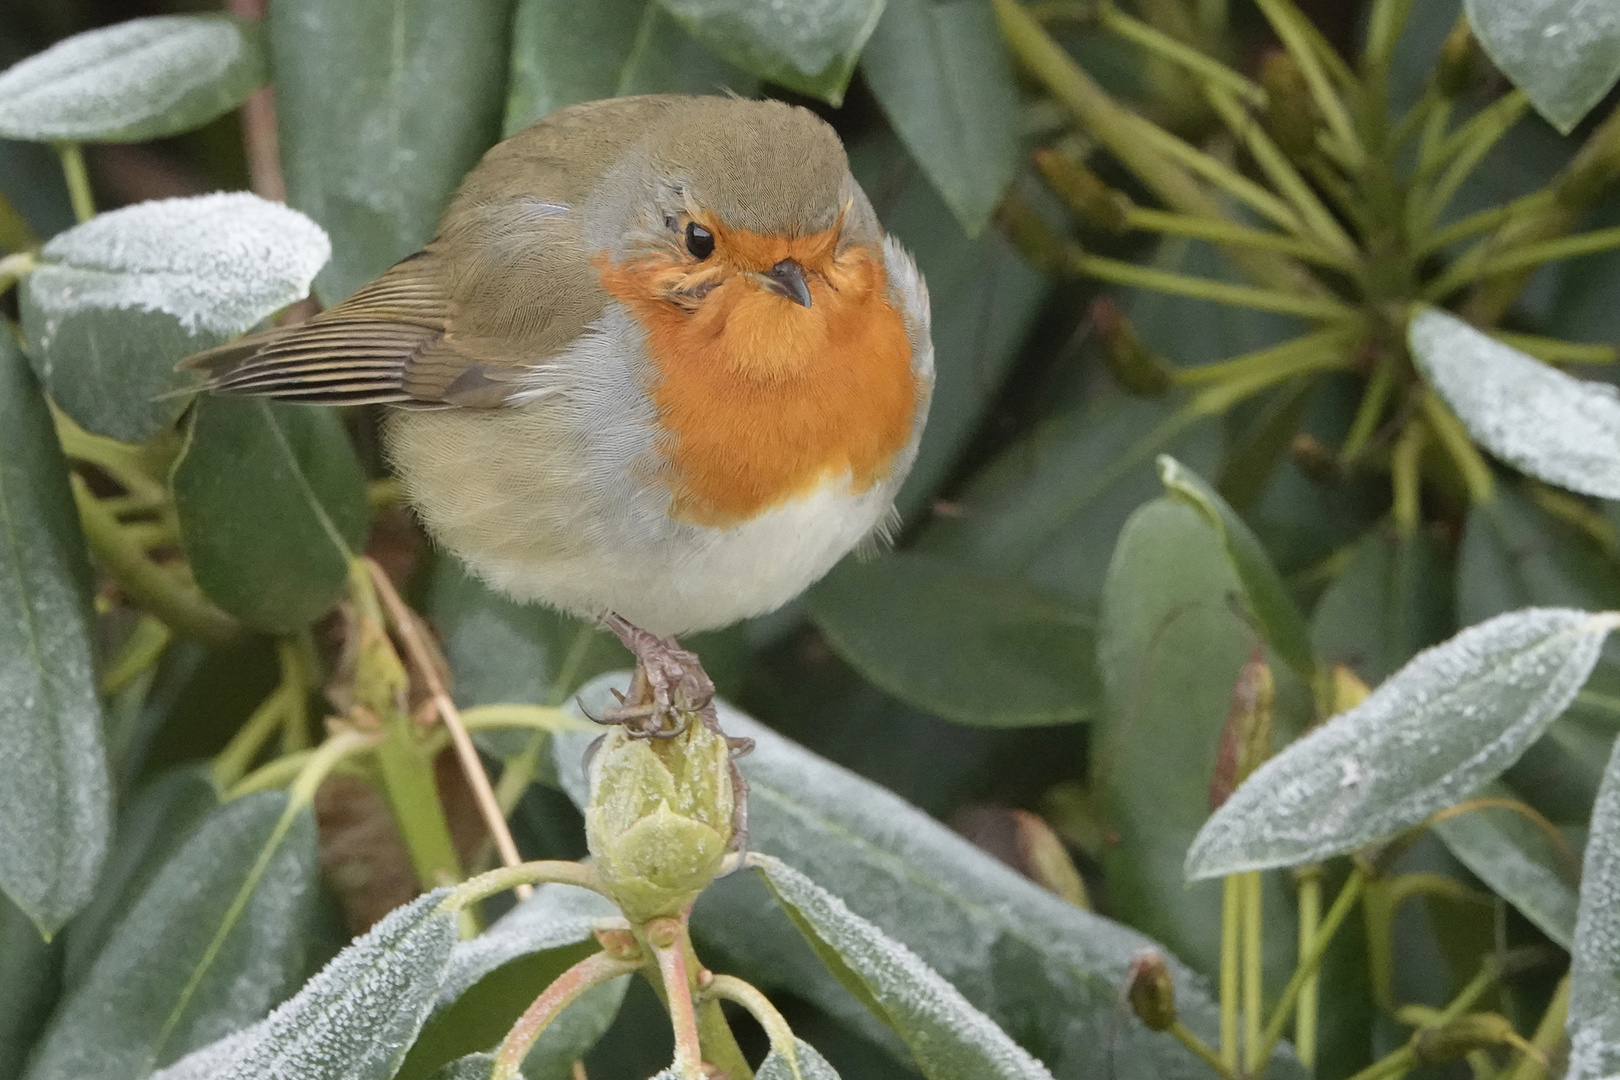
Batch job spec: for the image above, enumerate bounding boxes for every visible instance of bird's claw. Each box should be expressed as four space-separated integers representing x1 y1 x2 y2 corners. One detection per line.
600 613 719 737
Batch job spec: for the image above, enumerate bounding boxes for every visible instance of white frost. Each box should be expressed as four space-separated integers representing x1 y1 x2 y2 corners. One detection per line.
756 1038 842 1079
436 883 616 1008
1568 738 1620 1079
1409 306 1620 500
28 192 329 340
1465 0 1620 132
1187 608 1619 878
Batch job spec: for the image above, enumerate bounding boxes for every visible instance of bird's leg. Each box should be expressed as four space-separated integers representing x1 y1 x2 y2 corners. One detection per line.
599 613 718 738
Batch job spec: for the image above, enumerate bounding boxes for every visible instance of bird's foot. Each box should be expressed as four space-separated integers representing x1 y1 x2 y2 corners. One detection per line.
599 613 719 738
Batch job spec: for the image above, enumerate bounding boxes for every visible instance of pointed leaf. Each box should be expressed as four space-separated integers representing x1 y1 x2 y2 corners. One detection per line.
1568 735 1620 1080
504 0 755 135
806 553 1097 727
658 0 884 105
149 889 459 1080
757 1039 842 1080
24 792 322 1080
754 854 1054 1080
1188 608 1620 878
19 192 329 442
859 0 1021 234
271 0 514 303
1409 305 1620 500
1432 787 1580 949
171 397 368 633
1465 0 1620 134
0 335 108 934
1158 455 1315 676
0 15 266 142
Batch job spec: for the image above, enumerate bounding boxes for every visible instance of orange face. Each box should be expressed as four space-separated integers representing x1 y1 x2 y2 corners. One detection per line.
596 211 918 528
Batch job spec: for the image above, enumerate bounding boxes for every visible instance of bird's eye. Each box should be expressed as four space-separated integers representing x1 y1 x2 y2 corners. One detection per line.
685 222 714 260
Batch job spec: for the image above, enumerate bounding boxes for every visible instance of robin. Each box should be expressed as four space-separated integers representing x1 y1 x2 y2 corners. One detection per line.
185 94 934 732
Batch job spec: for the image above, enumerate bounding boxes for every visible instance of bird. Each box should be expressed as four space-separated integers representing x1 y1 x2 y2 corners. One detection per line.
183 94 934 732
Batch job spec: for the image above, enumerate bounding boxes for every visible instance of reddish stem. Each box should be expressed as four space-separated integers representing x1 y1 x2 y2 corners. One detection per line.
224 0 286 202
492 951 643 1080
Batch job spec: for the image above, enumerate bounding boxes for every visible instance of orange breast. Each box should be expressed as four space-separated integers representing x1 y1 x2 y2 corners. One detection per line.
597 234 917 528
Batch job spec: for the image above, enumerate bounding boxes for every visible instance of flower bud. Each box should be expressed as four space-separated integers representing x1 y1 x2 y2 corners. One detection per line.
585 720 736 924
1260 51 1318 160
1209 652 1275 810
1126 949 1176 1031
1436 20 1482 98
1092 297 1176 395
995 192 1076 276
1409 1011 1522 1066
1033 148 1132 233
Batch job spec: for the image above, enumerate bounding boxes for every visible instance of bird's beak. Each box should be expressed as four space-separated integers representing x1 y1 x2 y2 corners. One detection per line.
755 258 812 308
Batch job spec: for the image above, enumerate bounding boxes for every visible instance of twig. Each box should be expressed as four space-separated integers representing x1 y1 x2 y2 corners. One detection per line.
492 950 643 1080
224 0 286 201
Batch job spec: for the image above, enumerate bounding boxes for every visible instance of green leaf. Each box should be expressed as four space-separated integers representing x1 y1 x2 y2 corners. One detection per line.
556 679 1306 1080
0 15 266 142
0 892 59 1080
429 1053 500 1080
61 768 218 989
754 854 1054 1080
1095 498 1302 984
1568 735 1620 1080
1432 785 1580 948
1409 305 1620 501
271 0 514 303
1310 526 1454 685
171 396 368 633
1158 455 1315 677
807 553 1097 728
1187 608 1620 878
399 884 623 1080
504 0 757 135
859 0 1021 234
758 1040 842 1080
19 192 329 443
149 889 459 1080
1465 0 1620 134
658 0 883 105
24 791 321 1080
0 334 108 935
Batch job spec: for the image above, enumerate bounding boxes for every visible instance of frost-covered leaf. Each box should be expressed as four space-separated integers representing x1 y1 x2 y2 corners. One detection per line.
0 15 266 142
271 0 511 303
658 0 884 105
24 792 321 1080
1432 786 1580 949
0 335 107 935
807 553 1097 727
1465 0 1620 134
398 884 625 1080
1408 306 1620 501
1159 456 1315 677
757 1038 841 1079
505 0 756 135
556 677 1304 1080
1568 735 1620 1080
148 889 458 1080
172 397 368 633
1187 608 1620 878
429 1053 500 1080
19 193 329 443
754 854 1054 1080
860 0 1021 234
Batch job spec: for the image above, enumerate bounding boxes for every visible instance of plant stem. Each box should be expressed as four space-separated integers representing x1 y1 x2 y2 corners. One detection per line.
1242 871 1264 1073
1252 0 1364 167
1125 119 1307 235
491 951 643 1080
1257 867 1368 1067
71 476 242 644
1340 350 1397 461
444 860 607 910
1363 0 1418 70
1072 251 1357 320
1432 223 1620 299
1177 326 1361 386
702 975 798 1058
100 613 172 697
1220 875 1242 1069
651 930 705 1079
1414 91 1531 239
1418 395 1495 504
1124 206 1352 268
212 682 293 791
1490 330 1617 365
374 708 465 891
1170 1020 1239 1080
55 143 94 223
1391 418 1427 534
1503 973 1568 1080
1294 868 1322 1069
1097 2 1264 104
1414 190 1553 256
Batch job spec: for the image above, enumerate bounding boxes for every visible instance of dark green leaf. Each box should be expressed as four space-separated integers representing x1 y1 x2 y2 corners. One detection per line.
61 768 218 988
556 681 1306 1080
171 396 368 633
19 193 329 442
504 0 756 135
1465 0 1620 134
755 854 1052 1080
24 792 321 1080
271 0 514 303
1311 526 1453 685
1568 735 1620 1079
0 892 59 1080
1158 455 1315 677
149 889 459 1080
0 15 266 142
859 0 1021 234
1095 498 1301 983
1188 608 1620 878
0 335 108 934
659 0 883 105
807 553 1096 727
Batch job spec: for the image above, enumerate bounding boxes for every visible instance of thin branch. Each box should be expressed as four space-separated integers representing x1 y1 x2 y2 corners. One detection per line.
224 0 286 201
1073 251 1359 320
